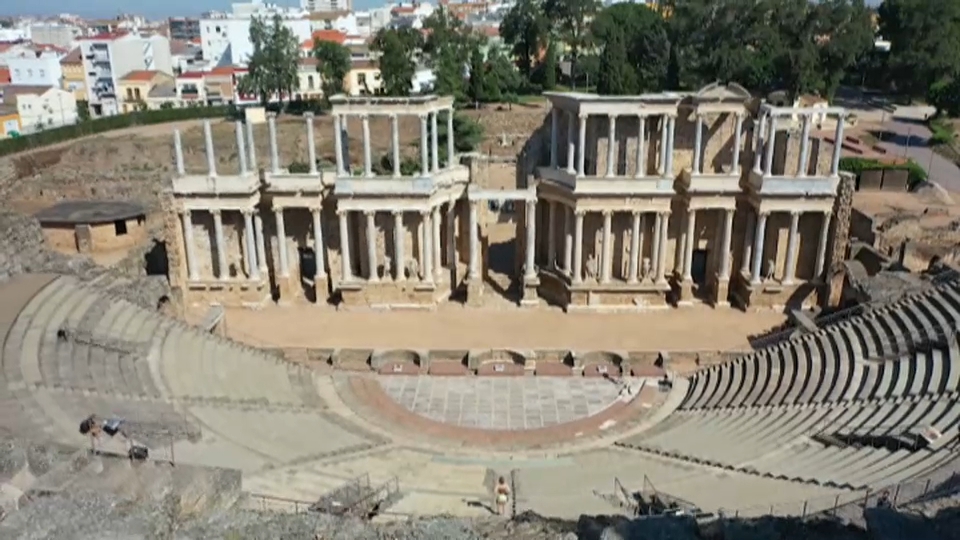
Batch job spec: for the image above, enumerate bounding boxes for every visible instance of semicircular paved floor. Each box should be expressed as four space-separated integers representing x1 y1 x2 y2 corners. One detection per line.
378 376 626 430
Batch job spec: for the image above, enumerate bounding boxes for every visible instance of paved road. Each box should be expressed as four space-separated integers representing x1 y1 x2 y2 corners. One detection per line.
875 105 960 193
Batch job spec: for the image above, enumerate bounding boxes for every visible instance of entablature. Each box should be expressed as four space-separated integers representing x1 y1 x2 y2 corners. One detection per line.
747 171 839 197
537 167 676 197
333 166 469 197
170 173 259 196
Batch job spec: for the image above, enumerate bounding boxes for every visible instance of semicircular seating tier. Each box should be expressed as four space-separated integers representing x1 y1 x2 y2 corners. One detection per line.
618 277 960 492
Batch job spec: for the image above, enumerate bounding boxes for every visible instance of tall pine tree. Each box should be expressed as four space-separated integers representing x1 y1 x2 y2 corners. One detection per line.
597 27 635 95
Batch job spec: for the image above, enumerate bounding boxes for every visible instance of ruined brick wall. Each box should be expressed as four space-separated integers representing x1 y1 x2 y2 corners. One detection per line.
827 172 855 306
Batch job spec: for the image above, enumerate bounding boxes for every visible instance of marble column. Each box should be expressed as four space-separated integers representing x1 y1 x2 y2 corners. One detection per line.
740 210 754 276
203 120 217 176
601 210 613 283
572 210 584 284
364 211 378 282
362 114 372 177
628 211 641 283
432 205 442 281
683 209 697 282
447 109 455 168
446 201 456 270
784 211 800 284
524 200 537 280
267 113 280 174
430 112 440 173
719 209 734 281
180 210 198 280
393 211 405 281
550 108 559 168
312 208 326 279
419 114 429 175
274 207 289 278
656 212 670 284
173 129 186 176
731 113 743 173
547 200 557 268
254 213 267 273
338 210 352 281
651 212 662 281
245 120 258 171
563 207 573 276
658 117 668 175
566 112 576 174
635 116 646 178
750 212 768 285
243 210 259 280
391 114 401 177
752 115 767 174
421 210 434 284
305 112 318 174
334 114 345 176
815 211 833 278
212 210 227 279
831 115 846 175
235 121 248 175
606 115 617 177
665 116 676 177
577 114 587 176
692 113 703 175
764 115 777 175
468 201 479 280
797 113 811 177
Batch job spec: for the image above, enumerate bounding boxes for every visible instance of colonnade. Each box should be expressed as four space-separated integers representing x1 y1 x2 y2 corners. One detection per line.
691 112 744 175
740 208 833 286
753 110 846 177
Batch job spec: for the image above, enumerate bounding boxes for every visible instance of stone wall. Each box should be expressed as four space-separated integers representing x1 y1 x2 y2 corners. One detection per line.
827 172 855 306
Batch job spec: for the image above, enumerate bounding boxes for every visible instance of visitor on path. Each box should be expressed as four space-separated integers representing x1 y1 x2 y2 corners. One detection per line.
495 476 511 516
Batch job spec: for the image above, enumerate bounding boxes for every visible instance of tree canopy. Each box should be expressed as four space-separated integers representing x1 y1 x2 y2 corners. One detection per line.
312 40 351 103
237 14 300 106
371 27 421 96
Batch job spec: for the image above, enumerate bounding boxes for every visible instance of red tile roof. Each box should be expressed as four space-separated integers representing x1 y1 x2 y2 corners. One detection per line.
120 70 159 82
83 31 129 41
302 29 347 49
177 71 205 80
210 65 246 75
60 47 82 65
0 68 9 84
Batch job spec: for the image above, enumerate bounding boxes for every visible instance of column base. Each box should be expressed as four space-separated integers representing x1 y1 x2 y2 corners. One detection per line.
466 278 484 307
314 275 330 304
521 277 541 308
678 279 694 303
714 279 730 308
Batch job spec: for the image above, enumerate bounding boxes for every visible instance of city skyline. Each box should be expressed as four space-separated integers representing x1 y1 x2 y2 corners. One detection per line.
3 0 380 19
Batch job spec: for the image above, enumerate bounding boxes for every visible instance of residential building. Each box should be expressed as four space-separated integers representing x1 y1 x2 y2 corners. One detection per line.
303 0 353 12
0 105 20 138
296 58 323 100
79 32 173 117
168 17 202 41
307 11 357 33
59 47 86 101
0 43 31 67
171 39 202 74
354 8 392 37
0 25 29 42
200 1 311 66
30 23 82 49
345 60 381 95
8 48 65 87
118 70 175 112
0 85 78 133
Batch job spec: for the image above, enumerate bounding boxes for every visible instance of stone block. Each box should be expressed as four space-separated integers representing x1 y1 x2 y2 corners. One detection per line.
859 169 883 191
881 169 909 192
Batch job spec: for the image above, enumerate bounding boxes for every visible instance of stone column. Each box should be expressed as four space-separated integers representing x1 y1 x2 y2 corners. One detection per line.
606 114 617 177
235 121 248 175
692 113 703 174
243 210 259 280
731 113 743 173
577 114 587 176
312 208 326 279
361 114 372 177
267 113 280 174
524 199 537 280
246 120 258 171
334 114 346 176
550 107 559 168
430 112 440 173
815 211 832 279
658 116 668 175
173 129 185 176
274 207 289 278
468 201 479 280
391 114 401 177
651 212 662 280
254 213 267 273
419 114 429 175
764 114 777 175
421 210 434 284
203 120 217 176
740 210 754 276
784 211 800 284
211 210 227 279
567 112 577 174
573 210 584 284
831 115 846 175
447 109 455 168
563 207 573 276
797 113 811 177
665 116 676 177
683 208 697 282
364 211 378 282
338 210 352 281
446 202 457 269
635 115 646 178
656 212 670 284
180 210 198 280
628 211 641 283
305 112 318 174
601 210 613 283
752 115 767 174
719 209 734 281
547 200 557 268
392 211 405 281
432 205 442 281
750 212 768 285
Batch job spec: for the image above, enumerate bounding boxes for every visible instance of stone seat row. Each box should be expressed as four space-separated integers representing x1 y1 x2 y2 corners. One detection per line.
618 393 960 490
683 282 960 410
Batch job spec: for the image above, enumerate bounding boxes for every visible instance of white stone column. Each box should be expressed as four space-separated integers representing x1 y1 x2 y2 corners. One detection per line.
731 113 743 173
173 129 185 176
764 114 777 175
797 113 811 177
566 111 577 174
752 115 767 174
740 209 754 276
419 114 429 175
601 210 613 283
245 120 258 171
635 115 646 178
180 210 198 280
274 207 289 278
305 112 318 174
656 212 670 284
831 115 846 175
430 112 440 173
391 114 401 177
203 120 217 176
692 113 703 174
364 211 378 282
577 114 587 176
815 211 832 279
235 121 248 175
665 116 676 177
750 212 768 285
334 114 346 176
243 210 259 280
550 108 559 168
432 205 442 281
719 209 734 281
563 206 573 276
338 210 352 281
212 210 227 279
651 212 662 280
468 201 479 280
361 114 373 177
546 200 557 268
254 213 267 273
267 113 280 174
447 109 455 168
628 211 641 283
658 116 668 175
446 201 457 269
524 199 537 280
606 114 617 177
392 211 405 281
312 208 326 279
683 208 696 282
421 210 434 284
784 211 800 284
572 210 584 284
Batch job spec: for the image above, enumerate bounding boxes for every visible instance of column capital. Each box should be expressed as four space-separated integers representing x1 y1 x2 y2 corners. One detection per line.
758 210 770 218
363 209 376 217
419 209 430 217
360 113 370 120
241 209 254 216
304 111 315 119
790 210 802 217
631 210 642 217
608 113 619 120
578 113 588 121
574 208 586 216
266 111 277 119
824 210 833 217
210 209 221 216
602 209 613 217
389 112 398 120
272 205 285 213
336 209 349 217
418 113 428 120
177 208 190 216
637 113 647 119
391 209 403 217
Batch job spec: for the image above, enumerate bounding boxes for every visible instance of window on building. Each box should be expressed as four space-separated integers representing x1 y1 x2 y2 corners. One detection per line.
134 88 141 100
114 220 128 236
308 75 315 89
27 69 33 77
13 69 19 78
358 73 367 86
39 69 45 78
215 26 221 33
126 88 134 100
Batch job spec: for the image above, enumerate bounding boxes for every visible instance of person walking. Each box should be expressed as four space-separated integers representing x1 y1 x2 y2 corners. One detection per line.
495 476 511 517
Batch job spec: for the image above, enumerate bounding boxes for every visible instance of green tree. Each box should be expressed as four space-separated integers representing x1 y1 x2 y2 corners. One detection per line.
238 14 300 106
467 46 496 104
499 0 548 79
312 39 351 103
928 77 960 117
537 39 558 90
879 0 960 99
814 0 874 99
488 45 523 106
423 7 471 99
77 101 91 122
592 2 670 92
372 28 420 96
545 0 601 87
597 27 636 95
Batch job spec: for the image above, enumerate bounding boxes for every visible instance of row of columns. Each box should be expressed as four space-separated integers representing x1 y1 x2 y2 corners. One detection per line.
691 113 744 175
753 112 846 177
174 119 259 178
740 209 833 286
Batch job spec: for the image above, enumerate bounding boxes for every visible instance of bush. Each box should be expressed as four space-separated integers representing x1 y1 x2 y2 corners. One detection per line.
839 156 927 188
287 160 311 173
0 105 235 157
928 117 955 146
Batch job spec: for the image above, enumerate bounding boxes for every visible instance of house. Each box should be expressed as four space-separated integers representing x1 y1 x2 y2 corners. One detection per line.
0 85 78 133
79 31 174 117
59 47 87 101
297 57 323 99
0 43 31 67
118 70 175 112
344 59 381 95
8 47 65 87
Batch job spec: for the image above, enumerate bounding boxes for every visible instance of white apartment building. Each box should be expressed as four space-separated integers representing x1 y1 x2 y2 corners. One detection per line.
79 32 173 117
1 85 78 133
201 13 311 66
30 23 82 49
8 49 65 87
302 0 352 11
